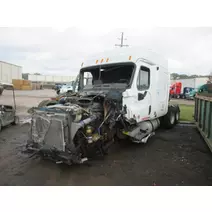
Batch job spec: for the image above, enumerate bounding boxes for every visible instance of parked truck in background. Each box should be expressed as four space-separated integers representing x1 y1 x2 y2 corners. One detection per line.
171 77 209 100
169 82 182 98
26 47 180 165
179 87 194 99
189 83 212 99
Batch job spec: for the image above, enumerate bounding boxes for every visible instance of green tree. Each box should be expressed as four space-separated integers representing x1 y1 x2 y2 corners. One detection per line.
22 73 29 80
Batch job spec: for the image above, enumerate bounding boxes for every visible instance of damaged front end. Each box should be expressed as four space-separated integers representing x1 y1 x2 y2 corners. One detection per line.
26 62 135 165
26 104 100 165
26 91 126 165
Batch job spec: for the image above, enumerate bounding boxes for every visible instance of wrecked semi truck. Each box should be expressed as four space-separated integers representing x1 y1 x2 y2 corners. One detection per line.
26 47 180 165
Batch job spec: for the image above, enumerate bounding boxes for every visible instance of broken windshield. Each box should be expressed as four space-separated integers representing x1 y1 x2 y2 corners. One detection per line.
80 63 135 89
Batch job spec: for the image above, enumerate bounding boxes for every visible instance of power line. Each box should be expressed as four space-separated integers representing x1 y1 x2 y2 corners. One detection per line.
115 32 129 47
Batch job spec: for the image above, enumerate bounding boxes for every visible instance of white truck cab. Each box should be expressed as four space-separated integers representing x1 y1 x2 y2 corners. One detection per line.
26 47 180 165
80 47 177 136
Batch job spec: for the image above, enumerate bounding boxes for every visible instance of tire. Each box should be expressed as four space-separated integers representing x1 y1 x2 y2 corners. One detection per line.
161 106 176 129
0 121 2 132
174 105 180 124
38 100 49 108
12 116 19 125
38 100 58 108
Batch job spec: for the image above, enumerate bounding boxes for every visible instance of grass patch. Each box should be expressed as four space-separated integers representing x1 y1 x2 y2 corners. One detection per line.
179 104 195 121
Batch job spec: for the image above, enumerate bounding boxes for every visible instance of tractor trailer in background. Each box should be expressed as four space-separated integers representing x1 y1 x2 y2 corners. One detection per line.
171 77 209 99
169 82 182 98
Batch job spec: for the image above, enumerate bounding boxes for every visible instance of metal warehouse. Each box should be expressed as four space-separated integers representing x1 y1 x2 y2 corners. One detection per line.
0 61 22 83
26 74 76 83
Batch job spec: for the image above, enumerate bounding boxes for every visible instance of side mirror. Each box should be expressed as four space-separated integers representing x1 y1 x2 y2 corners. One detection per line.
138 91 147 101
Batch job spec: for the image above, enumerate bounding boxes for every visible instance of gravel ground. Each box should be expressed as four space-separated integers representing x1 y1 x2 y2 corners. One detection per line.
0 89 211 186
0 124 211 186
0 89 56 118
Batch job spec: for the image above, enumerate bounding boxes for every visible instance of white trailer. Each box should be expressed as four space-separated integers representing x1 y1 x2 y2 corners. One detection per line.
194 77 209 88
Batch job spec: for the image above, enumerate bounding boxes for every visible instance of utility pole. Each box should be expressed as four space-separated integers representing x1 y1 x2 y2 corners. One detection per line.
115 32 129 47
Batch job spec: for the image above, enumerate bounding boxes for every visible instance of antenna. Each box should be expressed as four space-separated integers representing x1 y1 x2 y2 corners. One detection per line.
115 32 129 47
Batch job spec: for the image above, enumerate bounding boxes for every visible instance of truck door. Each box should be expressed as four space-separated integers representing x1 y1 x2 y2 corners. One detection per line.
123 62 158 122
134 65 152 121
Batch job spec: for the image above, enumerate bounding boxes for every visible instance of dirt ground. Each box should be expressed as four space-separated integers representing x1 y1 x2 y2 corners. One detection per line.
0 124 212 186
0 89 211 186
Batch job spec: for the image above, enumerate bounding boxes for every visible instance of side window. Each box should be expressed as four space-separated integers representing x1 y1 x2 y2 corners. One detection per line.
84 72 93 86
137 67 150 90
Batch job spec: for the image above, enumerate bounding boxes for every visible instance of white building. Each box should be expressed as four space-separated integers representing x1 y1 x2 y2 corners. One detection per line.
27 74 77 84
0 61 22 83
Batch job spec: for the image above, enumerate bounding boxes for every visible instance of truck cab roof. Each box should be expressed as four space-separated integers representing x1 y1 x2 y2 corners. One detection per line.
81 46 168 70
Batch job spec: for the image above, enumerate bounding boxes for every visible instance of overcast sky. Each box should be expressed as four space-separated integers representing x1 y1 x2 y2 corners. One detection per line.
0 27 212 76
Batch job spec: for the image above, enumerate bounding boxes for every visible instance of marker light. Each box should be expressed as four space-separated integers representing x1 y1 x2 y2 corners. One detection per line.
96 60 99 64
101 59 104 63
106 58 109 62
129 56 132 60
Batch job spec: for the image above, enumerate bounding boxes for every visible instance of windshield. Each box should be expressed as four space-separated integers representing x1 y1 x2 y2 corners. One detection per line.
79 63 135 89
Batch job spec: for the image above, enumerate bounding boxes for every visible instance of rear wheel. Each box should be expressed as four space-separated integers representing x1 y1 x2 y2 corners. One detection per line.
174 105 180 124
161 106 176 129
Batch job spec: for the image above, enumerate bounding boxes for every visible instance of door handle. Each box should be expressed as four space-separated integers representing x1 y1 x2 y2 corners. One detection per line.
148 105 151 115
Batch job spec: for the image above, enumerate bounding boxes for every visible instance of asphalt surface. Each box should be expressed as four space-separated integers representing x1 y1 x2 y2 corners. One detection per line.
0 123 212 186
